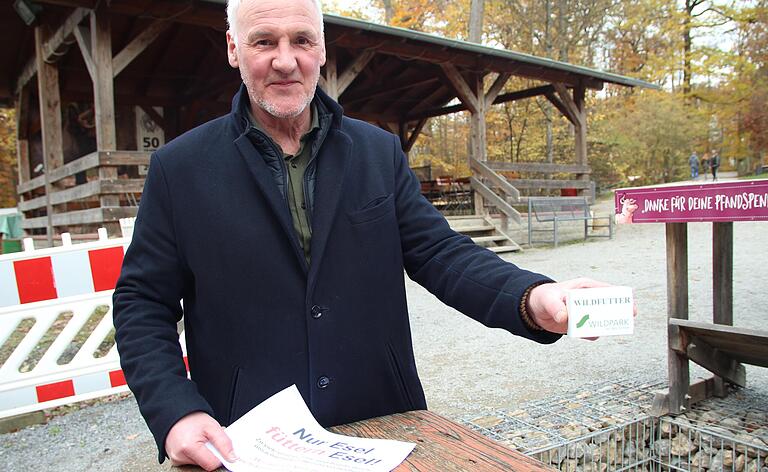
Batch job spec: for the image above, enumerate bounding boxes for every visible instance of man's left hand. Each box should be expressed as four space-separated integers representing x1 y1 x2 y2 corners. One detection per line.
527 278 629 334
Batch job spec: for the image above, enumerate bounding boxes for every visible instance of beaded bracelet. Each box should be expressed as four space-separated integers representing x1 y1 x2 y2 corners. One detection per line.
520 282 548 331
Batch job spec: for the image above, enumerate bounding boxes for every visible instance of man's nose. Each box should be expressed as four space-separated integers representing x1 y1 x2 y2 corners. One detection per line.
272 41 297 74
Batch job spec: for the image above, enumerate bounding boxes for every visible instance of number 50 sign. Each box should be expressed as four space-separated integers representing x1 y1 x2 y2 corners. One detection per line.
135 106 165 175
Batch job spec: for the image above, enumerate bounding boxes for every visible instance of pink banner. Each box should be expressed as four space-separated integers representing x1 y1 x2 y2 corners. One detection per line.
614 180 768 224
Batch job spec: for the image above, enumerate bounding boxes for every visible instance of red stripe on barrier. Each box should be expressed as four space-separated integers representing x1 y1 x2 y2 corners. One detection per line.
109 369 126 387
14 257 57 304
36 380 75 403
183 356 189 371
88 247 125 292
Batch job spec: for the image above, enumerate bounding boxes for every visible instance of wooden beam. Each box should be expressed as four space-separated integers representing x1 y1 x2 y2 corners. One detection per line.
138 105 169 136
15 86 31 183
337 50 376 97
469 177 521 224
484 73 511 110
501 179 591 190
90 6 117 151
73 25 95 81
113 20 171 78
15 8 90 94
544 91 577 126
404 118 428 153
439 64 479 115
486 162 591 174
90 5 119 211
322 48 339 100
685 336 746 387
552 83 582 127
409 84 554 121
35 27 65 243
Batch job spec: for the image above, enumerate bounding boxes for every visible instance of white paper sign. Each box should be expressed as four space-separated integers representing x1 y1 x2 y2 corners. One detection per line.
206 385 415 472
566 286 634 337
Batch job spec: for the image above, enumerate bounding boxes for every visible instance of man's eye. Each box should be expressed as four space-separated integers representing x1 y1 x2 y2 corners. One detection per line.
255 39 273 46
296 37 311 45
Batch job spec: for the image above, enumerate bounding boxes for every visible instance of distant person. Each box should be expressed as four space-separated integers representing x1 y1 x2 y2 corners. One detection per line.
701 154 710 181
689 152 699 179
711 151 721 181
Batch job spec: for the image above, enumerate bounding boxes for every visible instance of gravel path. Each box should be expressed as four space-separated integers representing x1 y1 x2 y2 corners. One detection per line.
2 174 766 471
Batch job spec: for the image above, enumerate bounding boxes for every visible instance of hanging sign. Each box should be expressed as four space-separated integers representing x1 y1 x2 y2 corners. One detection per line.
614 180 768 224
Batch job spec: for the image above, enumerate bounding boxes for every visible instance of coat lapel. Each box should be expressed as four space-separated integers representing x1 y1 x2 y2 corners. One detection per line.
308 129 353 288
234 134 307 271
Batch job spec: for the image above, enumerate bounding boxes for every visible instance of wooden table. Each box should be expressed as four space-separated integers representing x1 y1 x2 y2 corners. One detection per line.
332 410 553 471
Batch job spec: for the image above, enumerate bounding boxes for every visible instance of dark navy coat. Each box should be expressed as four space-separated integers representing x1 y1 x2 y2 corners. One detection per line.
113 86 559 461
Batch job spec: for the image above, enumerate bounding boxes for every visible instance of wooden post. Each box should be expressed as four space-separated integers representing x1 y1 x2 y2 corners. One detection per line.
90 5 120 222
35 27 65 245
470 74 487 215
712 221 734 396
573 84 590 198
666 222 689 414
15 85 31 184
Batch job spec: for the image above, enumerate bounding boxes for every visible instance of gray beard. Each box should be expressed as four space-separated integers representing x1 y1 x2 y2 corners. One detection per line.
253 77 319 119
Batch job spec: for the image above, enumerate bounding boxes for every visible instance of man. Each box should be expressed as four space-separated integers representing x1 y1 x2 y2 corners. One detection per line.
689 152 699 180
113 0 615 470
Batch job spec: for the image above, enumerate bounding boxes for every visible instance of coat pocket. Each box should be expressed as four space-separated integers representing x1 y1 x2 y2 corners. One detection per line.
347 194 395 225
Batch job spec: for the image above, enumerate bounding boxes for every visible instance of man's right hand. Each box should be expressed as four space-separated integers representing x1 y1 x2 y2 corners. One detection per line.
165 411 237 471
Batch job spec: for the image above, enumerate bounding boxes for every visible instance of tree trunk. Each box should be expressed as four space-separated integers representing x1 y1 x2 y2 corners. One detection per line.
382 0 394 23
469 0 484 43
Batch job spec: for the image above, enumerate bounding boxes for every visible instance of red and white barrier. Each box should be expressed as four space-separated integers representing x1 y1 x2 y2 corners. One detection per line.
0 238 128 308
0 220 188 418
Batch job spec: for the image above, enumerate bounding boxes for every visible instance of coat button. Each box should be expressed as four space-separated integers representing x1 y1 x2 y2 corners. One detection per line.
317 376 330 389
311 305 323 319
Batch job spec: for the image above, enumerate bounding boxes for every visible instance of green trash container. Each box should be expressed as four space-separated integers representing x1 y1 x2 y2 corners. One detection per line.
1 239 22 254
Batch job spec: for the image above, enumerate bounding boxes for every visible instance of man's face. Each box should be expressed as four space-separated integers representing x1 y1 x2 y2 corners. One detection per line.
226 0 326 119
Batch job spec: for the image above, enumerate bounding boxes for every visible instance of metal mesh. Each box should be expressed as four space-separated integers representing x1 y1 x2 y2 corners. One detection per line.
462 378 768 471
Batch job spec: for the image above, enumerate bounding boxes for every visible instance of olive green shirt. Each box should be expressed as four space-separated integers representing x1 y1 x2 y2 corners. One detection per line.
248 105 320 265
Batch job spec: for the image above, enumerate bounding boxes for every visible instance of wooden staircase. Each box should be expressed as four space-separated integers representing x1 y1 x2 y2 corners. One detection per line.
446 215 521 253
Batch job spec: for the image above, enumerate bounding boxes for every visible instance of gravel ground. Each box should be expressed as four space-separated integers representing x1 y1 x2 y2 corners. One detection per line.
1 174 766 471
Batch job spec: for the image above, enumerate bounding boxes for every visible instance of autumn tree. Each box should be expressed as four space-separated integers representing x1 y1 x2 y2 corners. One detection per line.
0 108 17 208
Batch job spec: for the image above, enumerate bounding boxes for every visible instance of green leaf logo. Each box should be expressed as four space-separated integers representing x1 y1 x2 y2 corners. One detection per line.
576 314 590 328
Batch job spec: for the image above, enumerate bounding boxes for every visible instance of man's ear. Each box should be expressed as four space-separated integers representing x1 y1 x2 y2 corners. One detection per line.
226 31 239 68
319 39 326 67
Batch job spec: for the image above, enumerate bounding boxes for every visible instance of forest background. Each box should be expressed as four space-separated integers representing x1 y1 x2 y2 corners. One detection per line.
1 0 767 208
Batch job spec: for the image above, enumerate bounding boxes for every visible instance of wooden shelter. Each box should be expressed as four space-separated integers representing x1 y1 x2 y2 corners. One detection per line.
0 0 653 242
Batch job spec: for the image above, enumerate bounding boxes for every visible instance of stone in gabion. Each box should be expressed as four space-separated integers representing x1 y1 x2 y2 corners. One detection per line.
670 434 698 456
566 442 587 459
583 444 602 463
721 417 744 430
691 450 712 469
581 462 608 472
559 458 580 472
711 450 746 471
653 438 672 457
599 439 621 464
559 425 590 439
734 432 767 458
470 415 503 428
591 432 611 445
700 411 721 424
745 410 767 425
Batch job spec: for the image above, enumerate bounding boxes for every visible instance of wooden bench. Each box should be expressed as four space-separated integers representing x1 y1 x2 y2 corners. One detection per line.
527 197 612 247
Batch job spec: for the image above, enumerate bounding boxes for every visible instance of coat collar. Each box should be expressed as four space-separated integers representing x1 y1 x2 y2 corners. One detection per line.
231 83 352 279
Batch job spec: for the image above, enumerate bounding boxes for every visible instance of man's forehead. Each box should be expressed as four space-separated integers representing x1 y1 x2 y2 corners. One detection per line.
237 0 321 30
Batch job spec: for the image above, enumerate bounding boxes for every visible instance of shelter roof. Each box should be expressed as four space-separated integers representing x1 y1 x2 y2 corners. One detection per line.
0 0 656 125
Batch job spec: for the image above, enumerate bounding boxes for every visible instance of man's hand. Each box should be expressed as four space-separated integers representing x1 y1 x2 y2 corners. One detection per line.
527 278 613 334
165 411 237 471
